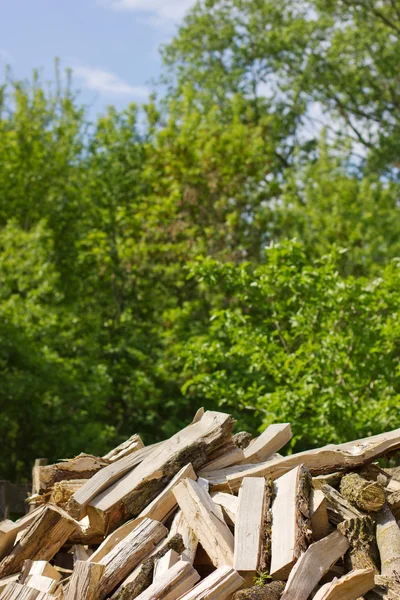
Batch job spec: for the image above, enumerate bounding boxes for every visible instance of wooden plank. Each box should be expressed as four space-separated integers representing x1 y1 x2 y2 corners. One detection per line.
98 517 167 600
227 427 400 491
37 454 109 494
211 493 238 525
134 560 199 600
67 445 159 521
240 424 292 464
312 568 375 600
280 530 350 600
178 566 244 600
103 435 145 463
169 511 198 564
64 560 105 600
310 489 329 541
90 518 143 564
173 479 234 568
88 411 233 532
270 465 312 580
0 506 78 577
153 549 179 580
234 478 266 573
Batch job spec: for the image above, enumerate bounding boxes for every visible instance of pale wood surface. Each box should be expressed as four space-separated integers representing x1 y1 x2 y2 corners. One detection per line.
153 549 180 580
177 566 244 600
25 575 58 593
199 445 245 472
211 492 238 525
88 411 233 532
313 568 375 600
173 479 234 568
240 424 292 464
234 477 266 572
0 508 46 561
280 530 350 600
103 435 145 463
27 563 61 582
169 511 198 564
64 560 105 600
310 489 329 541
98 517 167 600
135 560 200 600
37 454 108 494
89 518 143 564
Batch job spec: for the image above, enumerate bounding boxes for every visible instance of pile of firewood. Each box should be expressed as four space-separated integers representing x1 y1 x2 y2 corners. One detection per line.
1 409 400 600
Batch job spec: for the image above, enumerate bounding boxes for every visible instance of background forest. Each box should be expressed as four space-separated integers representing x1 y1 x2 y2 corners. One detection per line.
1 0 400 482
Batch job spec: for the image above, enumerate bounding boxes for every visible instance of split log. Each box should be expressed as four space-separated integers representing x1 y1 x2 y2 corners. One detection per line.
90 519 143 563
313 568 375 600
240 424 292 465
322 484 363 525
103 435 145 463
280 530 350 600
25 575 58 593
0 506 78 577
0 576 20 594
64 560 105 600
233 582 285 600
173 479 234 568
22 562 61 583
340 473 386 512
310 489 329 541
227 427 400 491
232 432 253 450
37 454 109 494
376 506 400 579
312 472 343 490
0 508 46 561
371 575 400 599
88 411 234 531
178 565 244 599
388 490 400 520
270 465 312 580
337 516 379 572
0 583 44 599
199 444 245 472
49 480 87 509
153 549 179 580
67 445 159 521
134 560 199 600
211 492 239 525
234 478 266 574
169 511 198 564
98 517 167 600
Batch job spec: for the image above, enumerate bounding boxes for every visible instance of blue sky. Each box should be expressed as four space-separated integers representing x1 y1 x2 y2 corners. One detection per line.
0 0 195 117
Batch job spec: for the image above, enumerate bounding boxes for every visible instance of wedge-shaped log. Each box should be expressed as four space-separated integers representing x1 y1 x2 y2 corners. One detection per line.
211 492 239 525
376 506 400 579
0 506 78 577
0 508 46 561
313 568 375 600
88 411 233 531
68 445 159 521
178 566 244 600
173 479 234 568
25 575 58 594
322 484 363 525
169 511 198 564
270 465 312 580
310 489 329 541
90 519 143 564
199 444 245 473
103 434 145 463
153 549 180 580
134 560 199 600
240 424 292 465
64 560 105 600
98 517 167 600
227 427 400 491
234 478 266 574
20 561 61 585
37 454 109 493
280 530 350 600
0 583 54 599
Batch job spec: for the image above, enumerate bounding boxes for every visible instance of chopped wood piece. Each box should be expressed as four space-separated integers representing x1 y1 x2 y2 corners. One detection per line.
67 445 158 521
0 576 20 594
376 506 400 579
310 489 329 541
169 511 198 564
232 432 253 450
388 490 400 520
270 465 312 580
98 517 167 600
90 519 142 563
240 424 292 465
234 478 266 573
233 581 285 600
280 530 350 600
191 408 205 424
0 506 78 577
49 480 87 509
373 575 400 599
88 411 233 532
37 454 109 494
340 473 386 512
25 575 58 593
312 568 375 600
0 508 46 561
25 562 61 582
32 460 48 497
203 464 259 493
337 516 379 572
312 472 343 490
227 427 400 491
111 533 184 600
199 444 245 472
322 484 363 524
0 583 43 599
64 560 105 600
179 565 244 599
211 492 239 525
103 435 145 463
153 549 179 580
134 560 199 600
173 479 234 568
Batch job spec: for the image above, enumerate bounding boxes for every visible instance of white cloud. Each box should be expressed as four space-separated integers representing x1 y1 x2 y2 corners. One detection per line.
73 66 150 97
107 0 195 21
